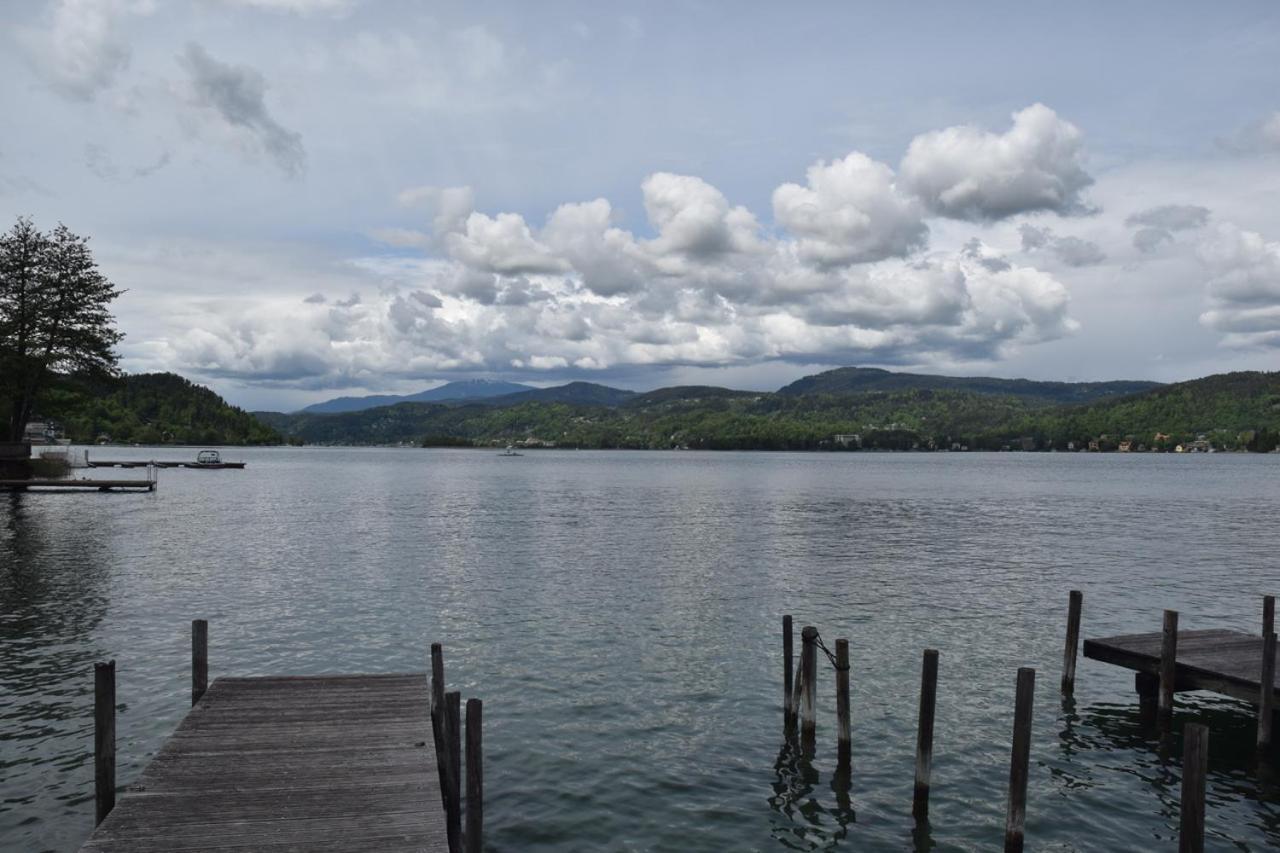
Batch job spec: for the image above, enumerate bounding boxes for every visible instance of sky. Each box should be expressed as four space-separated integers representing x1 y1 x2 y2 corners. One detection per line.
2 0 1280 411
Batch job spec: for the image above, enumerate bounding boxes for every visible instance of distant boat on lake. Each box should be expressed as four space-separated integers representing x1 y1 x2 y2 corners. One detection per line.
498 445 523 457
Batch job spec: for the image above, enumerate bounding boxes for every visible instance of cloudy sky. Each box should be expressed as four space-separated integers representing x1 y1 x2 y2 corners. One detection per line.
3 0 1279 410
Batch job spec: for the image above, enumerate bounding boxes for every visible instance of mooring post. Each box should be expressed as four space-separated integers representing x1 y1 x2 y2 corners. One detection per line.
835 638 851 770
1061 590 1082 696
783 615 794 728
1259 631 1276 750
446 691 463 853
1265 595 1275 640
429 644 459 853
465 698 483 853
1160 610 1179 730
94 660 116 826
799 627 818 745
1004 667 1035 853
1179 723 1208 853
913 649 939 820
191 619 208 707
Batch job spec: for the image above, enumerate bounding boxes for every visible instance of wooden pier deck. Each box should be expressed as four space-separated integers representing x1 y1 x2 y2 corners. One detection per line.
1083 629 1279 704
0 477 155 492
80 673 448 853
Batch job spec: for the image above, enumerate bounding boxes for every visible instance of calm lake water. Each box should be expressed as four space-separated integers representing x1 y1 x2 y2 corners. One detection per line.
2 449 1279 852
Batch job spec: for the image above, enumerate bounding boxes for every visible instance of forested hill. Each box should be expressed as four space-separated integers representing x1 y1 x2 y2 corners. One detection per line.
778 366 1161 403
251 370 1280 451
39 373 280 445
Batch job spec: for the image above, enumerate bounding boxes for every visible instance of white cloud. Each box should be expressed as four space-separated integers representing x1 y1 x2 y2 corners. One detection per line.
900 104 1093 220
772 152 927 266
1018 224 1105 267
1126 204 1211 252
19 0 142 101
1199 224 1280 347
641 172 766 261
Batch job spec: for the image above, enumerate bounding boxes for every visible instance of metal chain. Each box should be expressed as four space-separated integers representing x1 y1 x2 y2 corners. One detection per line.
812 630 849 672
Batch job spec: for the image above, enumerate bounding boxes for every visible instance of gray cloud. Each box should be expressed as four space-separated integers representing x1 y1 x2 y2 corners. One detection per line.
1126 204 1211 252
178 43 306 176
900 104 1094 220
1018 224 1105 267
19 0 134 101
1198 224 1280 348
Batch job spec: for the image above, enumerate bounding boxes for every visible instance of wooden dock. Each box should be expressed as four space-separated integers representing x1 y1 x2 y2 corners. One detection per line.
1083 628 1279 704
0 477 155 492
87 460 245 469
81 673 448 853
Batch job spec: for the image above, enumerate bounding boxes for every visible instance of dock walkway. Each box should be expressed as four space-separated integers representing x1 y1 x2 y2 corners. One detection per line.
1083 628 1279 703
80 673 448 853
0 477 155 492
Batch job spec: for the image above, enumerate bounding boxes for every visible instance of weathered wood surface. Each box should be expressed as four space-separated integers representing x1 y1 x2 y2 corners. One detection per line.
0 478 155 491
80 673 447 853
1083 629 1280 704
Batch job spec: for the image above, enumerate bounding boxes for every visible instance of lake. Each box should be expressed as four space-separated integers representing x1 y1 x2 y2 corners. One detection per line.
2 449 1279 851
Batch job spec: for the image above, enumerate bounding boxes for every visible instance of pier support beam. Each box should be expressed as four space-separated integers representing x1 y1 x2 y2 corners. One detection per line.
94 660 116 826
798 627 818 749
1179 724 1208 853
783 615 794 728
1259 631 1276 751
913 649 939 821
465 698 483 853
1004 667 1035 853
835 638 851 770
191 619 208 706
1062 590 1082 696
1160 610 1179 731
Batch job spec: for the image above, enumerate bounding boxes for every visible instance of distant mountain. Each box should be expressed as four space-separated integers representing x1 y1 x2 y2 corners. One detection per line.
778 366 1161 405
485 381 635 407
624 386 760 407
301 380 534 413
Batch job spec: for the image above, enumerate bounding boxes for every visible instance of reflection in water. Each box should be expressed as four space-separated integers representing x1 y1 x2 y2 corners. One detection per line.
769 728 856 850
1 494 114 852
1058 696 1280 848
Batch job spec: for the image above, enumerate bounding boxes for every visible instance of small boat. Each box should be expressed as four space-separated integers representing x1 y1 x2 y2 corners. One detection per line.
190 450 247 469
498 445 523 457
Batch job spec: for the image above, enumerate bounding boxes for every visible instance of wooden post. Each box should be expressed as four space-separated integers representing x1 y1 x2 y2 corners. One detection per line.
94 660 116 826
783 615 794 727
1160 610 1179 730
445 691 463 853
913 649 939 820
835 638 850 770
1061 590 1082 696
799 627 818 745
1179 723 1208 853
465 698 483 853
1136 673 1159 725
1004 667 1035 853
191 619 208 707
1259 631 1276 750
429 644 459 853
1265 595 1275 640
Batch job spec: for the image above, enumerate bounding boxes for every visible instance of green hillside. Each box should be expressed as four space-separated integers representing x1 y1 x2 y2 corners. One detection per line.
39 373 280 445
254 370 1280 451
778 366 1161 405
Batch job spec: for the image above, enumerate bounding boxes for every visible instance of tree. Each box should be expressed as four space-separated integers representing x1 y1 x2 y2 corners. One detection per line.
0 217 123 442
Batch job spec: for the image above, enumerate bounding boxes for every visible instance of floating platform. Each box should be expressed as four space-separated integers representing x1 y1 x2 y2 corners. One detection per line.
80 673 448 853
0 477 156 492
86 460 245 469
1084 628 1279 704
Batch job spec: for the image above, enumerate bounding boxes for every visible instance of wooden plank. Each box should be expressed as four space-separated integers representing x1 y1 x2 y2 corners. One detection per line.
1083 629 1280 705
80 674 448 852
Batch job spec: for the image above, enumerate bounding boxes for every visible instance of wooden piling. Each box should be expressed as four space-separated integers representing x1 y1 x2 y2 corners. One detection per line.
1259 631 1276 750
446 690 463 853
799 627 818 743
913 649 939 820
1265 595 1275 640
465 698 483 853
429 644 459 853
1062 590 1082 696
1160 610 1179 730
191 619 208 707
1003 667 1035 853
783 615 794 727
431 642 446 715
1179 723 1208 853
835 638 851 769
94 660 116 826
